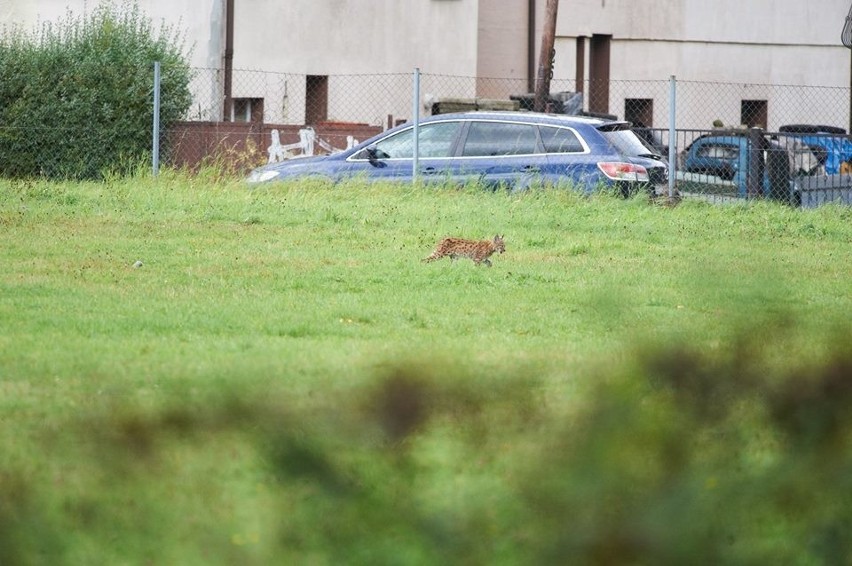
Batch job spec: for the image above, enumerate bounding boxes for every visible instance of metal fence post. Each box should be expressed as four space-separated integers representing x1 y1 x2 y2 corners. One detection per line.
747 127 763 198
668 75 677 197
412 67 420 183
153 61 161 177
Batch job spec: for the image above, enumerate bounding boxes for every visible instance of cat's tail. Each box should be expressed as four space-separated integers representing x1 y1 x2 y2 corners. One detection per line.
422 254 437 263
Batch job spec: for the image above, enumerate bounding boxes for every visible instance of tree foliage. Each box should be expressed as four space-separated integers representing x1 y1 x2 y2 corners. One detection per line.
0 3 192 179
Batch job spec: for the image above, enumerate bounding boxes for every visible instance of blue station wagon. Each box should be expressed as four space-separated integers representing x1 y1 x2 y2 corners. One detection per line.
247 111 668 195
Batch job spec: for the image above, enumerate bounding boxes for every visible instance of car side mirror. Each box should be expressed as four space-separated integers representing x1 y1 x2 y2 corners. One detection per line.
364 146 388 168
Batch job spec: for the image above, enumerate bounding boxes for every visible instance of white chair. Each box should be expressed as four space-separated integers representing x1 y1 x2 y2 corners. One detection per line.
267 128 317 163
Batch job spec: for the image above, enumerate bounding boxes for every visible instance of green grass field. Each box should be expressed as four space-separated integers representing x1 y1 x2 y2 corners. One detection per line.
1 174 851 564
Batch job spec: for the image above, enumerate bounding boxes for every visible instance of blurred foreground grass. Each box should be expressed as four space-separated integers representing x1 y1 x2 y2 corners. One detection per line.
1 175 851 564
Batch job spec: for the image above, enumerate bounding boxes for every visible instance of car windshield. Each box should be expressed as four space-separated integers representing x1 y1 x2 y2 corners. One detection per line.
600 126 658 157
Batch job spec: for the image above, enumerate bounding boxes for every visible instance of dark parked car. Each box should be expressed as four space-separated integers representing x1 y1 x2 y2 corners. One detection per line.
681 134 750 182
679 132 793 199
679 130 828 201
247 111 668 195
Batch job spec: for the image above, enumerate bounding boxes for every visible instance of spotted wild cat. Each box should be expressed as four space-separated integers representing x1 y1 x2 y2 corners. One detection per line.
422 235 505 267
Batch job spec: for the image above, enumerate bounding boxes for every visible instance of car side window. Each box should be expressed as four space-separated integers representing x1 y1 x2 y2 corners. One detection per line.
540 126 584 153
696 144 738 159
369 122 461 159
461 122 539 157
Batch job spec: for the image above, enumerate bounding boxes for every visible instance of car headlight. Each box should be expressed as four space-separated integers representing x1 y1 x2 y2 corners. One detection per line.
247 169 281 183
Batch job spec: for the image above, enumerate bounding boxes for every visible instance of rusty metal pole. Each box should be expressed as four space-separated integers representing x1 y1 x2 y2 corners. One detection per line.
223 0 235 121
534 0 559 112
527 0 536 93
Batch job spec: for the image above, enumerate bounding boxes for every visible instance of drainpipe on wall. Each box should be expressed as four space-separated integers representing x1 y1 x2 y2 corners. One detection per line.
528 0 536 93
223 0 234 121
842 2 852 132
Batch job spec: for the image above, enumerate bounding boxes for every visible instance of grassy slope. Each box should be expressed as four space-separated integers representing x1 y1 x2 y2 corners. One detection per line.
1 175 850 563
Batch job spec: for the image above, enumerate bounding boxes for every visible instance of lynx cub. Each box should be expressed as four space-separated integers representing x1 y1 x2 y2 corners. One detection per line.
422 235 505 267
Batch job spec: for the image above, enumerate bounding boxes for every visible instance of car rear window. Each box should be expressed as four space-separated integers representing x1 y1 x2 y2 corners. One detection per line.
599 126 655 158
696 144 739 159
540 126 584 153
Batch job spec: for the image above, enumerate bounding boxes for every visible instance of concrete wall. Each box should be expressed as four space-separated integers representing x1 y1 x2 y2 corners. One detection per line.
4 0 848 84
476 0 530 83
231 0 480 75
547 0 852 132
554 0 850 86
0 0 223 69
3 0 850 130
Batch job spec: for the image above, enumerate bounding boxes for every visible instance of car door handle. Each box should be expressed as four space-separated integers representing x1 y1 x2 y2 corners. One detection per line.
421 166 439 175
522 165 540 173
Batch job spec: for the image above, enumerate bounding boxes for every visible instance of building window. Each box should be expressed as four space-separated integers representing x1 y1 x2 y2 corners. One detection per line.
232 98 263 122
306 75 328 125
741 100 767 129
625 98 653 128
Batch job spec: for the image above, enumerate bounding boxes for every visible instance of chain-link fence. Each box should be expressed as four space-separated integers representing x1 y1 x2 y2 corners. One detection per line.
163 67 852 205
2 62 850 206
185 68 852 131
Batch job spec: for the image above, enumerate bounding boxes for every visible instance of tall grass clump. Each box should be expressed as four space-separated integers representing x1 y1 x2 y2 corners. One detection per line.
0 2 192 180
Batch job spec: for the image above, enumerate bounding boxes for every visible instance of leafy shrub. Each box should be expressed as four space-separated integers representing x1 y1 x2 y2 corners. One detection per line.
0 4 192 179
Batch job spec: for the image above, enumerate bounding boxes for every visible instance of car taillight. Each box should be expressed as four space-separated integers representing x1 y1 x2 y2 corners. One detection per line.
597 162 649 182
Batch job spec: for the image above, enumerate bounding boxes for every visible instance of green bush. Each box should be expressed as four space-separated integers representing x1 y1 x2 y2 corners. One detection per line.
0 4 192 179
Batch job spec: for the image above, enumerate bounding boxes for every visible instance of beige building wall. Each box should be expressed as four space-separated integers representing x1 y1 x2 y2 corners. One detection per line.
476 0 531 95
3 0 850 129
550 0 851 130
0 0 224 69
555 0 848 85
231 0 480 75
4 0 848 84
